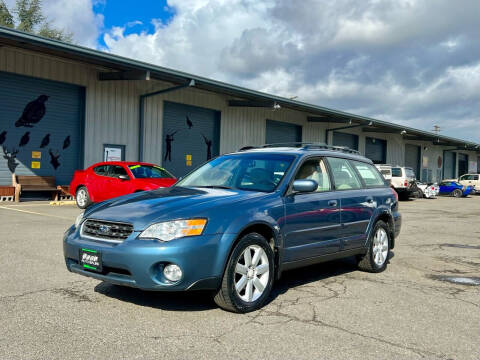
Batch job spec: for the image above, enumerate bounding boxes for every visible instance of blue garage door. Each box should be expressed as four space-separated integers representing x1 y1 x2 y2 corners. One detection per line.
0 72 84 186
365 137 387 164
266 120 302 145
332 131 359 150
162 101 220 177
443 151 456 179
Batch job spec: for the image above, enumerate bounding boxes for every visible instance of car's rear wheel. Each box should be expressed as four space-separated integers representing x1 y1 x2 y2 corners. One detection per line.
357 220 390 273
75 186 92 209
452 189 462 198
214 233 274 313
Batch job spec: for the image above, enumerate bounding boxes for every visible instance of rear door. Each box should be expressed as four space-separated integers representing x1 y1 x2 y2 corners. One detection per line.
283 157 341 262
327 157 373 250
107 165 133 198
89 165 111 202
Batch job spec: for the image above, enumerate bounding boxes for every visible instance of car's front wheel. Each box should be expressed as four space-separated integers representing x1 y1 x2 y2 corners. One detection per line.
75 186 92 209
357 220 390 273
214 233 274 313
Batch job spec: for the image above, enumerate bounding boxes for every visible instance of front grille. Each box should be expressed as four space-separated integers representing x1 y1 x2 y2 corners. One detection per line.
81 219 133 242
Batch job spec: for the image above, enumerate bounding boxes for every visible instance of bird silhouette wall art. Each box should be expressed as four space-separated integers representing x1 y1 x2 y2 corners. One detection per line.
19 132 30 147
164 130 179 162
15 95 49 127
202 134 213 160
2 147 19 173
49 149 61 170
0 130 6 145
63 135 71 150
186 116 193 129
40 134 50 148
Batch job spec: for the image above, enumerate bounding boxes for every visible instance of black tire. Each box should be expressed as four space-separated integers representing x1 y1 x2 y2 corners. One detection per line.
75 186 92 209
452 189 462 198
357 220 390 273
214 233 275 313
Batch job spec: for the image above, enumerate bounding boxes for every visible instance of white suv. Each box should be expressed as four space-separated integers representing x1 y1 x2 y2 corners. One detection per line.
458 174 479 195
391 166 417 200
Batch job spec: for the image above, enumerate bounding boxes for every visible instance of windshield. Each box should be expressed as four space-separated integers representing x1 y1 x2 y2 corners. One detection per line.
176 154 295 192
129 165 174 179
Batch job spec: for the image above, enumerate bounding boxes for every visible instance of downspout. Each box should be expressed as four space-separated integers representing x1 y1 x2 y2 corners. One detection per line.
138 79 195 161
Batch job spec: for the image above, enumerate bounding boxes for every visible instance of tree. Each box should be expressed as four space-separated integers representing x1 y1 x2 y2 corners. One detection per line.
0 0 72 42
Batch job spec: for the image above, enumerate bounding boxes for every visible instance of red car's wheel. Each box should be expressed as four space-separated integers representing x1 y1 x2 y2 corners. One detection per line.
76 186 92 209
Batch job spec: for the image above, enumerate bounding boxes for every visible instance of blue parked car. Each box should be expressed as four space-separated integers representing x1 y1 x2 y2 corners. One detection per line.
64 144 401 312
439 181 472 197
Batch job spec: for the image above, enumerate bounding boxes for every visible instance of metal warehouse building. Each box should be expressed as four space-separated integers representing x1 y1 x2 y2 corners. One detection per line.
0 27 478 187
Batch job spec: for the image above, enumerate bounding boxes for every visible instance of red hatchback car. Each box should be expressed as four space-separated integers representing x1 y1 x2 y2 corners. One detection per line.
70 162 176 208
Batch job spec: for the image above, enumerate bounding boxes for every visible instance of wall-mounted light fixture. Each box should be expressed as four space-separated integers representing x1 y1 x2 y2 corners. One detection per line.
400 130 407 135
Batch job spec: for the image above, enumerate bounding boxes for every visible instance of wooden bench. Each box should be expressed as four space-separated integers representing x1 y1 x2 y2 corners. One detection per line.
12 174 60 202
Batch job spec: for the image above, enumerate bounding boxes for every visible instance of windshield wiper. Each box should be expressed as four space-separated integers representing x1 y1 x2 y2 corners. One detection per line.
194 185 233 190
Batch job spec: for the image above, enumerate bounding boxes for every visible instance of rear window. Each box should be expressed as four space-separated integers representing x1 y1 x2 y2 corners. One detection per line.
351 161 386 187
392 168 402 177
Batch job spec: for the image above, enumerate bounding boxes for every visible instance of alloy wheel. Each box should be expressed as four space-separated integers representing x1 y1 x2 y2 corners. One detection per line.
76 189 87 207
234 245 270 302
372 228 388 267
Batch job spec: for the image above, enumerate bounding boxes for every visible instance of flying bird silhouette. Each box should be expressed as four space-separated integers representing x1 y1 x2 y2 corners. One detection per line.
19 132 30 147
0 131 6 145
49 149 61 170
40 134 50 148
186 116 193 129
63 135 71 150
15 95 49 127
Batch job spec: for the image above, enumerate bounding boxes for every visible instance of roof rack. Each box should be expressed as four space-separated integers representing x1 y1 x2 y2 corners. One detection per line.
238 142 360 155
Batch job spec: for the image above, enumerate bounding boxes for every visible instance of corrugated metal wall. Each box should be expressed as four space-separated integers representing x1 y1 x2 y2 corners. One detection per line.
0 45 476 181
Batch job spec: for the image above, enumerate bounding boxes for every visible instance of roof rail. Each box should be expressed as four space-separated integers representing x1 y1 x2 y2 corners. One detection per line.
238 142 360 155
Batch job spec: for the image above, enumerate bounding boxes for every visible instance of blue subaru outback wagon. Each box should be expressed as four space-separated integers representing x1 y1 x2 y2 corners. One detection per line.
64 144 401 312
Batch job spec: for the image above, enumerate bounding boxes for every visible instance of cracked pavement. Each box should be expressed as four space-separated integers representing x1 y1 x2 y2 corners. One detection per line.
0 197 479 359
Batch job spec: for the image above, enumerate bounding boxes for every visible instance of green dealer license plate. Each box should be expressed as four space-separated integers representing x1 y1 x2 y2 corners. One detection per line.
79 248 102 272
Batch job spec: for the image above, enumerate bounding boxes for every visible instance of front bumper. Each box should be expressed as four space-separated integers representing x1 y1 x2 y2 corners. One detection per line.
63 226 235 291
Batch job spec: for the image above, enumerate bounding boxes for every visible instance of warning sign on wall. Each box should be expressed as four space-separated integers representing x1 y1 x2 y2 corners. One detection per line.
32 151 41 159
31 161 41 169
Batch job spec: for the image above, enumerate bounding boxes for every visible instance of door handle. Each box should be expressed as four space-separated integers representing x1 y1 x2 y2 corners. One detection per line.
328 200 337 207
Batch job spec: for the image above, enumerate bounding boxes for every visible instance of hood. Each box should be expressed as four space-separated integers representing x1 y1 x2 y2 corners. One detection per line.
84 186 265 230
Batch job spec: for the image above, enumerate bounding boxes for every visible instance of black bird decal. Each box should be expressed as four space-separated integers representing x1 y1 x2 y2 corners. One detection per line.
49 149 61 170
186 116 193 129
40 134 50 148
2 147 19 173
19 132 30 147
15 95 49 127
0 131 6 145
63 135 71 150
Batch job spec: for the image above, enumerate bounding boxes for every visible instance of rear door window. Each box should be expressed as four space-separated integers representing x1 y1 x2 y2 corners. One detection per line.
110 165 128 178
351 161 386 187
93 165 109 176
327 157 362 190
392 168 402 177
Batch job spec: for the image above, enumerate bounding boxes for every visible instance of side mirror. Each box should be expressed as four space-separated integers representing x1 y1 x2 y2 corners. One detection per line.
292 179 318 193
118 174 129 181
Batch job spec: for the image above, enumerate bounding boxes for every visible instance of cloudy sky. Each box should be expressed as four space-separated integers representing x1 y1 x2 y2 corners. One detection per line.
6 0 479 142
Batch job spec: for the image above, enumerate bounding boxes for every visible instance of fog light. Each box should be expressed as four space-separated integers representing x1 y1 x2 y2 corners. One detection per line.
163 264 182 282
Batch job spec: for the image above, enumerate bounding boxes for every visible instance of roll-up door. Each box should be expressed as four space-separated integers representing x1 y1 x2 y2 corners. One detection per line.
458 153 468 177
332 131 359 150
405 144 421 179
0 71 84 186
443 151 456 179
162 101 220 177
265 120 302 145
365 137 386 164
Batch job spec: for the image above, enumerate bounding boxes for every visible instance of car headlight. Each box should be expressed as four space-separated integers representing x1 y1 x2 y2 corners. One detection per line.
74 212 84 228
139 219 207 241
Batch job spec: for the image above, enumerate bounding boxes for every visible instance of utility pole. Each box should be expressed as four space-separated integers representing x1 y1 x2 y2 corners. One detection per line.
432 125 441 134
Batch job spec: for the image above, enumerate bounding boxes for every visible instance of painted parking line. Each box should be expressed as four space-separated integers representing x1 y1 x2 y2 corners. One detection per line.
0 205 73 220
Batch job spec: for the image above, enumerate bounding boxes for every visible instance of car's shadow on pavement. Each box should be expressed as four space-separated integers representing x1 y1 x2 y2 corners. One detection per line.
94 254 394 312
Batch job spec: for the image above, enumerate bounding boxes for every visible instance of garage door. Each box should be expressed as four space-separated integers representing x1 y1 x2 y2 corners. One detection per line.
458 153 468 177
332 131 358 150
443 151 456 179
365 137 386 164
405 144 420 179
0 71 84 186
162 101 220 177
266 120 302 145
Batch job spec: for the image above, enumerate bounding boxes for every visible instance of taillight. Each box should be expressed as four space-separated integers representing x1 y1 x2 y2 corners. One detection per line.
390 187 398 202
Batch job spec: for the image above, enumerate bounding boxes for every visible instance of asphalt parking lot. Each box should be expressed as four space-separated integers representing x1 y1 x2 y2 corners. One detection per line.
0 197 479 360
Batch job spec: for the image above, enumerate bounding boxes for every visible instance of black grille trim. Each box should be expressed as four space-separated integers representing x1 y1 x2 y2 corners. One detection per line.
81 219 133 242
